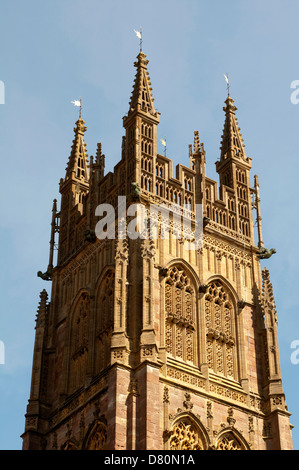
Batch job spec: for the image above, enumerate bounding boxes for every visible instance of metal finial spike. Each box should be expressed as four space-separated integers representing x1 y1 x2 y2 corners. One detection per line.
79 97 82 119
160 136 167 157
71 98 82 119
134 28 143 52
224 73 230 97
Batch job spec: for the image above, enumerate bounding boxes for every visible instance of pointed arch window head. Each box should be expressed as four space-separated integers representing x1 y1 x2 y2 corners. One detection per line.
169 419 204 450
216 432 244 450
85 421 107 450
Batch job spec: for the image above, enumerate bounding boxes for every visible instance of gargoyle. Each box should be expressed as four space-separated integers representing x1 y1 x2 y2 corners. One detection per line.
159 267 169 278
203 216 210 228
199 284 209 294
37 270 52 281
84 229 97 243
131 181 141 201
257 247 276 259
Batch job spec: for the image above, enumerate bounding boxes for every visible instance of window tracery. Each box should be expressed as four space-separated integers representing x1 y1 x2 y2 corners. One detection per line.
85 421 107 450
69 292 90 393
216 432 243 450
165 266 196 364
204 281 237 379
95 271 115 374
169 419 203 450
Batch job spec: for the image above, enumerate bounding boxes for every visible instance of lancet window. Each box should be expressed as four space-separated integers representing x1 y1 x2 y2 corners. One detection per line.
141 156 152 172
85 421 107 450
204 281 237 379
141 175 152 192
69 292 90 393
94 270 115 374
76 152 86 179
164 266 196 364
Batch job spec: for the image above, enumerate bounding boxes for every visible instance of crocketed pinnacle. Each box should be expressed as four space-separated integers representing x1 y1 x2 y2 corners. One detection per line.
65 118 89 182
128 51 156 116
36 289 48 328
219 96 247 163
94 142 105 179
193 130 205 157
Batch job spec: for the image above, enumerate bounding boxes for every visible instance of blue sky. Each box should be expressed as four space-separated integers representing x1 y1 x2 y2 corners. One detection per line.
0 0 299 450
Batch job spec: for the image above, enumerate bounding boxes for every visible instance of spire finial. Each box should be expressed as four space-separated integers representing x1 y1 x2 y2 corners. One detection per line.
224 73 230 97
71 98 82 119
160 137 167 157
64 110 88 182
254 174 265 248
134 27 143 52
127 48 157 117
218 94 250 165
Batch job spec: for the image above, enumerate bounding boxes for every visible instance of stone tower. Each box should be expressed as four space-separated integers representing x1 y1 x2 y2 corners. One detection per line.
22 50 293 451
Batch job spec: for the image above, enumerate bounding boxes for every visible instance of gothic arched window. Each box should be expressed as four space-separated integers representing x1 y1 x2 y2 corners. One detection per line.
94 271 115 374
85 421 107 450
204 281 237 379
165 266 196 364
170 419 203 450
69 292 90 393
216 432 243 450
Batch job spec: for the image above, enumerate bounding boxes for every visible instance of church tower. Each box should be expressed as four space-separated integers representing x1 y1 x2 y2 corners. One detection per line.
22 50 293 451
